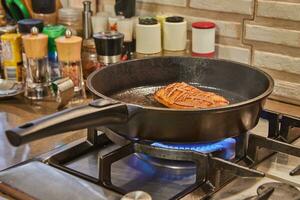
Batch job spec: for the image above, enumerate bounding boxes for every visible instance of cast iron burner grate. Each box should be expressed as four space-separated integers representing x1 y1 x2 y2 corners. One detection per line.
244 182 300 200
46 110 300 200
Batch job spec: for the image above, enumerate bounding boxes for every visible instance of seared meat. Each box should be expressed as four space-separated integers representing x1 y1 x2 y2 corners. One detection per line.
154 82 229 109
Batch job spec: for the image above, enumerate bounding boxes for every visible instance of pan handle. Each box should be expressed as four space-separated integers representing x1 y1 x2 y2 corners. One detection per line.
6 99 128 147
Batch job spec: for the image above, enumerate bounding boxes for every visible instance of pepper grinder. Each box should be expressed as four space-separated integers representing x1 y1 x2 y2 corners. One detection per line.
55 29 86 100
22 27 50 99
82 1 93 40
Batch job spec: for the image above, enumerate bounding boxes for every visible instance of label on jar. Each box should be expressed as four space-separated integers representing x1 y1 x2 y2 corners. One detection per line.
4 65 21 81
2 40 13 62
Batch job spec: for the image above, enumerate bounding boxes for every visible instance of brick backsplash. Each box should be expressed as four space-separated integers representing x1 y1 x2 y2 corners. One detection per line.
257 0 300 21
189 0 254 15
99 0 300 104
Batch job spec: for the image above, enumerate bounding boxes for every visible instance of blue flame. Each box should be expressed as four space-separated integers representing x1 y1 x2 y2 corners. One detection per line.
152 138 236 160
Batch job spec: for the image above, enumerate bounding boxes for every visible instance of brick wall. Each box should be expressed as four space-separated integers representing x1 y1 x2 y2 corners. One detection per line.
98 0 300 105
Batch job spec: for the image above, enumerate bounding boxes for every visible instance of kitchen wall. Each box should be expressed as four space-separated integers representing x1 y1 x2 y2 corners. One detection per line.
98 0 300 105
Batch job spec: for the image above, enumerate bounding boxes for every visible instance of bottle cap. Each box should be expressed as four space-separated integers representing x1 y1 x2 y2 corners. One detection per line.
17 19 44 34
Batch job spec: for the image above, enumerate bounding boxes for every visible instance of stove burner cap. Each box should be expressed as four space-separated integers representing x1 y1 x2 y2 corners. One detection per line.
121 191 152 200
245 182 300 200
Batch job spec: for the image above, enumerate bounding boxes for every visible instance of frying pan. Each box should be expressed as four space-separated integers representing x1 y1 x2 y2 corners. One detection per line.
6 57 274 146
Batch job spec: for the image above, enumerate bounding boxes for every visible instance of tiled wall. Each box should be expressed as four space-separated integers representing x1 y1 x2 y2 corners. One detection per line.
99 0 300 104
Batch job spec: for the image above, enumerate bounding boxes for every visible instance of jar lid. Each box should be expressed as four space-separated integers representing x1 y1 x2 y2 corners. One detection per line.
192 21 216 29
139 17 158 25
17 19 44 34
165 16 184 23
31 0 56 14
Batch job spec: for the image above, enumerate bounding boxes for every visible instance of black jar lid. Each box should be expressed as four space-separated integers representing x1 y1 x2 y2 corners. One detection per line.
17 19 44 34
93 31 124 56
31 0 56 14
139 17 158 25
165 16 184 23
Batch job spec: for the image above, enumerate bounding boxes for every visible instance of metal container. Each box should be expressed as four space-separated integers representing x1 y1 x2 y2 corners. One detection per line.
93 31 124 65
82 1 93 40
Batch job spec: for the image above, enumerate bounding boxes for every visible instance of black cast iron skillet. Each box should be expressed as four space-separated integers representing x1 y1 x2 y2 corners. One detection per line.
6 57 274 146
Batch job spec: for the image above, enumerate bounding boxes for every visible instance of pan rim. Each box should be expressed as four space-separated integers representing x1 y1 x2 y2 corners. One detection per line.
87 56 274 112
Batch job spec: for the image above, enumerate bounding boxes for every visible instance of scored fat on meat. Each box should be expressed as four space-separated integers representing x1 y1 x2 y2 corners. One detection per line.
154 82 229 109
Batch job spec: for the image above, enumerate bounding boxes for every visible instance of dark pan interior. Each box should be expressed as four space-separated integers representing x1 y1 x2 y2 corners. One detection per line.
89 57 272 108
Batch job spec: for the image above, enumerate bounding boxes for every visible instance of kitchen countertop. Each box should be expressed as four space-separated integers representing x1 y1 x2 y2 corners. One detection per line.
0 95 299 171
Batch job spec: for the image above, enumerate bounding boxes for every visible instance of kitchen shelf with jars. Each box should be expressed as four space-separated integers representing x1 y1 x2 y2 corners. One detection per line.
1 0 294 110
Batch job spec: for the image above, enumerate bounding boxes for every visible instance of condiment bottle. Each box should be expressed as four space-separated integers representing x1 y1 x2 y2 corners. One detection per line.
0 25 17 79
55 29 86 100
1 33 22 81
22 27 50 99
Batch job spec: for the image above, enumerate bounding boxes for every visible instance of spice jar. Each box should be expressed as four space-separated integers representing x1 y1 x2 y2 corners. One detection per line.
22 27 50 99
58 8 82 36
192 21 216 58
82 39 101 79
55 29 86 99
1 33 22 81
136 17 161 54
0 25 17 79
163 16 187 51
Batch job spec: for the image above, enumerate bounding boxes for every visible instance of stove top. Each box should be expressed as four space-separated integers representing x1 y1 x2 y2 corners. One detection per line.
0 110 299 200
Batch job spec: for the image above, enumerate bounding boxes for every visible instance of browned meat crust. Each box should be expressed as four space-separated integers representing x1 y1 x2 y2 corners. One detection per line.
154 82 229 109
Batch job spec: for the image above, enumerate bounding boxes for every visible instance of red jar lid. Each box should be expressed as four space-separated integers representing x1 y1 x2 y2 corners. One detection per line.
192 21 216 29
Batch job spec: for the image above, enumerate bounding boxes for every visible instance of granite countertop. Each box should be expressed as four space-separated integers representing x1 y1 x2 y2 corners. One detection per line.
0 95 299 171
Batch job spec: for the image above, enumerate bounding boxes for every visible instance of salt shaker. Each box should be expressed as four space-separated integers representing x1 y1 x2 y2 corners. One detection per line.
22 27 50 99
55 29 86 100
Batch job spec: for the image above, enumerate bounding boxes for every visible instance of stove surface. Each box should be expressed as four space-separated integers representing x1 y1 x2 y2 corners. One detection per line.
0 112 299 200
66 144 200 200
0 161 121 200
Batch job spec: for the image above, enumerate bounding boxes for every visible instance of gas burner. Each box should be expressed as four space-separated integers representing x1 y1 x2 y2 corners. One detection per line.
135 138 235 171
151 138 236 160
245 182 300 200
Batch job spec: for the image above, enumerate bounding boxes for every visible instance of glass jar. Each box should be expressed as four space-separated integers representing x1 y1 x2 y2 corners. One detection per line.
82 39 102 79
58 8 82 36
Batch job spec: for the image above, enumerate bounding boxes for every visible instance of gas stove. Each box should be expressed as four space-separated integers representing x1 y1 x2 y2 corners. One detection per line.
0 110 299 200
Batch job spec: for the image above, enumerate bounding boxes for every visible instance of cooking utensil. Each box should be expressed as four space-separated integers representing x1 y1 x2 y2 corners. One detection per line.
6 57 274 146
